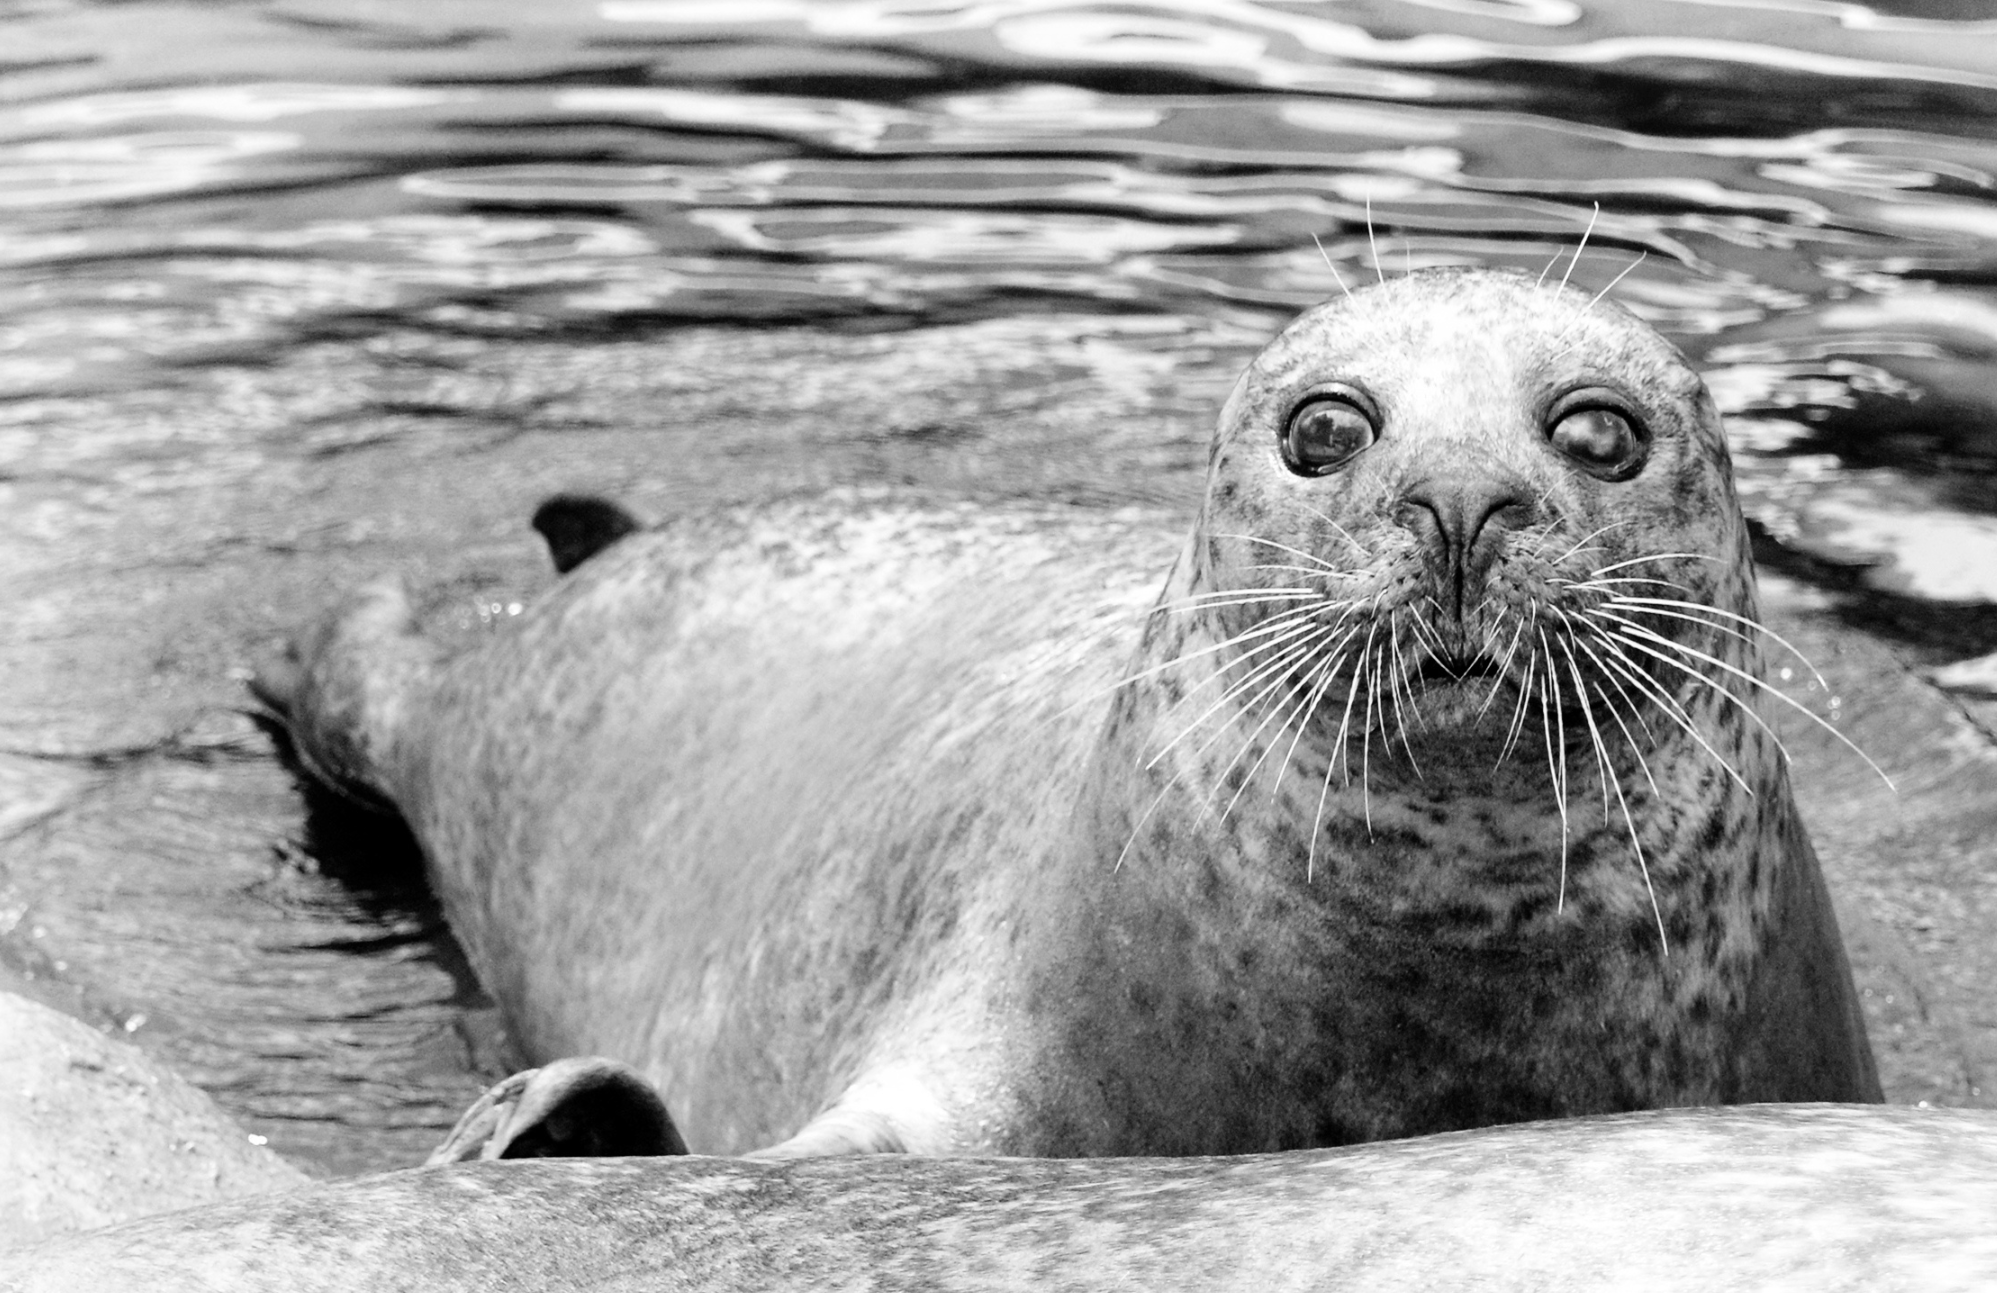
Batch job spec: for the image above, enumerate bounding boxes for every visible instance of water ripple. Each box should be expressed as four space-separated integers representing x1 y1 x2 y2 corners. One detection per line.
9 0 1997 1177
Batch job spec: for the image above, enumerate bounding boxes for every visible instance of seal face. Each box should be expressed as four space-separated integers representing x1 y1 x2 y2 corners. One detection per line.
259 267 1879 1162
1164 268 1758 933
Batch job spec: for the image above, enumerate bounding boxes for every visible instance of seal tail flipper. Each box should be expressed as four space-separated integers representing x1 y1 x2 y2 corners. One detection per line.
531 493 642 575
426 1058 688 1163
249 575 438 812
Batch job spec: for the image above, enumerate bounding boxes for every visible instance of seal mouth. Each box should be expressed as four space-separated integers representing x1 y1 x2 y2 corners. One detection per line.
1411 653 1503 687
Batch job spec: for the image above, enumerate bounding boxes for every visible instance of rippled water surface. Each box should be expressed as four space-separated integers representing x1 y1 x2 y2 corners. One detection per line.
4 0 1997 1175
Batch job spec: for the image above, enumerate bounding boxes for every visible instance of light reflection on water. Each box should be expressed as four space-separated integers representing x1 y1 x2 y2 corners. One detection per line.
4 0 1997 1173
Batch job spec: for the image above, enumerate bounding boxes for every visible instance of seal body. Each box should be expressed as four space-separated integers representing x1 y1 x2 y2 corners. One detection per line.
9 1107 1994 1292
262 267 1878 1159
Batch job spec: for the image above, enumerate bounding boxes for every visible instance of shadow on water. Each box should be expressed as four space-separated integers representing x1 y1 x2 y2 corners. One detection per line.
253 710 444 935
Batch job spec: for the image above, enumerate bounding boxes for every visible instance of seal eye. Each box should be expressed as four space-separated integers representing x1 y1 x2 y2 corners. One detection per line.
1550 405 1647 480
1282 397 1377 477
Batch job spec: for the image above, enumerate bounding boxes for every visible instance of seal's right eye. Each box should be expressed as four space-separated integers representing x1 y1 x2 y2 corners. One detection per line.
1282 397 1377 477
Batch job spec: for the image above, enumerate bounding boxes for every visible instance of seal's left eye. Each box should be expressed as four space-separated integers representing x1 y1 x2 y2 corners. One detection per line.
1282 397 1377 477
1550 405 1647 480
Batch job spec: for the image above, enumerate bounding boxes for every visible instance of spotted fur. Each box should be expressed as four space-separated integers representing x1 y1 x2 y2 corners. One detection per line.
254 268 1877 1163
1067 268 1878 1144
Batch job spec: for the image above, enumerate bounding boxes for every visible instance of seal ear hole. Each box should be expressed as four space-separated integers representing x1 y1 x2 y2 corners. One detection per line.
1548 401 1648 481
1281 395 1378 477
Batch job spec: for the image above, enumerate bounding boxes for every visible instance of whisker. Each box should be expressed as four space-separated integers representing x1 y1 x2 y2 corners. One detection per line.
1610 771 1669 955
1537 628 1572 912
1403 600 1446 658
1162 583 1321 602
1149 588 1322 614
1582 251 1646 314
1192 640 1335 826
1561 616 1658 753
1360 629 1382 832
1592 621 1796 758
1478 613 1531 717
1212 533 1346 573
1599 600 1763 655
1588 551 1719 577
1297 500 1364 552
1215 631 1358 826
1059 606 1327 721
1114 777 1181 874
1562 574 1697 597
1548 251 1648 354
1584 632 1753 794
1310 232 1356 305
1557 637 1615 827
1311 641 1375 880
1551 518 1633 567
1534 244 1565 289
1599 616 1892 788
1146 633 1326 770
1533 635 1565 911
1500 648 1539 765
1366 192 1385 286
1241 563 1360 582
1386 619 1424 772
1563 640 1669 954
1557 201 1601 295
1271 645 1350 810
1590 675 1660 796
1600 596 1831 691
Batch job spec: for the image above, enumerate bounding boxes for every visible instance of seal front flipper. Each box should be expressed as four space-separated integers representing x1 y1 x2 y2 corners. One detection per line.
531 493 642 575
744 1065 956 1159
248 574 439 812
427 1058 688 1163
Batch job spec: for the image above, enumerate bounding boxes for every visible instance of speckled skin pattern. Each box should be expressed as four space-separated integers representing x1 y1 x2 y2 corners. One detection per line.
258 268 1876 1161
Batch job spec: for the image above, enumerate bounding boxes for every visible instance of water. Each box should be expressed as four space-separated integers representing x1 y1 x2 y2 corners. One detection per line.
3 0 1996 1176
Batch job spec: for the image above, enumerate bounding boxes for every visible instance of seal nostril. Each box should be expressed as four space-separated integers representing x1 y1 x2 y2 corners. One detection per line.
1474 496 1538 550
1398 473 1539 616
1400 476 1537 556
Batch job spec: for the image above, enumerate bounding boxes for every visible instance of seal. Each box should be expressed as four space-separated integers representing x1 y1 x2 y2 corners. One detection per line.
8 1107 1996 1291
252 267 1879 1160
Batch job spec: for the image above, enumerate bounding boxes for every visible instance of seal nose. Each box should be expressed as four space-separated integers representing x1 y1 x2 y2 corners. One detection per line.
1395 471 1539 621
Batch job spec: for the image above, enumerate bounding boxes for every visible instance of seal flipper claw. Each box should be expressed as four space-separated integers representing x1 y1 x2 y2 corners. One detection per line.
532 493 642 575
426 1058 687 1163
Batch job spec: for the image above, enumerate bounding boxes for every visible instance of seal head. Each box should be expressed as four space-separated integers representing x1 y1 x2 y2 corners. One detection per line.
1154 267 1755 926
1051 268 1873 1149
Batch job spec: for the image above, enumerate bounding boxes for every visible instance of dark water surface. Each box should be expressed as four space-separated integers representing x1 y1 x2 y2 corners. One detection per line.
4 0 1997 1175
